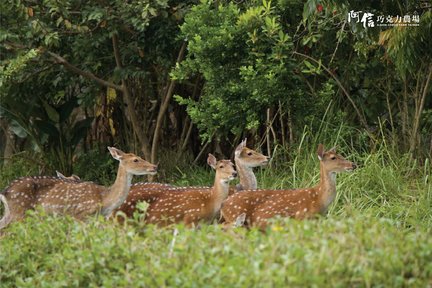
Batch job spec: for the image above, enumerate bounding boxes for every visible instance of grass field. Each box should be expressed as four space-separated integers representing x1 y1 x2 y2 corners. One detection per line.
0 140 431 287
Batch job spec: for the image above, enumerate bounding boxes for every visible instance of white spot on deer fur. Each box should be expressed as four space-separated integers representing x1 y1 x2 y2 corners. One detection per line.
303 208 307 212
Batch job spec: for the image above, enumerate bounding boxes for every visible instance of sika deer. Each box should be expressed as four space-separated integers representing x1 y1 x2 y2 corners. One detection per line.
115 139 266 217
233 138 269 192
117 154 237 226
221 144 357 230
0 147 157 229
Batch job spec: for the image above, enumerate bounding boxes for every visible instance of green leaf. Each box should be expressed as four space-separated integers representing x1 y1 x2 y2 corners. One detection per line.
33 119 59 139
70 117 94 147
9 120 28 138
59 98 78 123
42 101 60 123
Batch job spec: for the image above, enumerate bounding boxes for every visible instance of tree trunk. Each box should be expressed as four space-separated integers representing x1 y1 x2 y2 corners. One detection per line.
410 64 432 155
112 34 152 159
150 42 187 164
0 120 15 166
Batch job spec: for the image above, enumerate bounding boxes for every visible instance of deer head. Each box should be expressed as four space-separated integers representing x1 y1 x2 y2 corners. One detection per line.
207 153 237 184
234 138 269 168
317 144 357 173
108 147 157 176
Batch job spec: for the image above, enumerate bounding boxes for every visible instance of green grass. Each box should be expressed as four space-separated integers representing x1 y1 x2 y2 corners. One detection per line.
1 133 431 287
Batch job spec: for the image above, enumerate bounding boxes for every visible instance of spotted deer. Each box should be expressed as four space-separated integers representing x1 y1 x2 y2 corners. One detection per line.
0 147 157 230
233 138 269 192
116 154 237 226
56 170 169 189
221 144 357 230
115 139 267 217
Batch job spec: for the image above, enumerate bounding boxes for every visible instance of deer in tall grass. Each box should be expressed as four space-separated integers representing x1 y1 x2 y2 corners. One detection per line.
115 139 267 218
0 147 157 230
116 154 237 226
233 138 269 192
221 144 357 230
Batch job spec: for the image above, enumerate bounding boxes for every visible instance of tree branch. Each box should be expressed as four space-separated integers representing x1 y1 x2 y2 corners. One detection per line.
293 51 370 130
111 33 151 159
151 41 187 164
47 51 123 91
410 64 432 153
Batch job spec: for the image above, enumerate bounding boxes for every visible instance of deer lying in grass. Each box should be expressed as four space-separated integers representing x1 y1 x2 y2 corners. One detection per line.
221 144 357 230
0 147 157 230
116 154 236 226
115 139 267 218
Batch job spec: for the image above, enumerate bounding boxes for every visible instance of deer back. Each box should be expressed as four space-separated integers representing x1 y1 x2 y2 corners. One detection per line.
143 186 219 226
2 176 105 221
115 185 209 221
34 180 105 218
221 188 322 229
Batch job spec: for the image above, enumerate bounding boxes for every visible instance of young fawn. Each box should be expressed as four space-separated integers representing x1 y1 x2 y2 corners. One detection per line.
0 147 157 230
117 154 237 226
115 139 267 217
221 144 357 230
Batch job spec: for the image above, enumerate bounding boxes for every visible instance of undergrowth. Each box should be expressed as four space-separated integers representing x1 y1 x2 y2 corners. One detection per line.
0 124 431 287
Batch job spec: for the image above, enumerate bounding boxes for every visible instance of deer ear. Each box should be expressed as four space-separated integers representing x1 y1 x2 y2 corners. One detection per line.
328 146 337 153
207 153 217 169
56 171 66 179
317 144 325 161
71 175 80 181
235 138 247 156
108 147 125 161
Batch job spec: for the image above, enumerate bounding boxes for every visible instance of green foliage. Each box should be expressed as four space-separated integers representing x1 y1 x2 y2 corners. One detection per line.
380 11 432 76
73 149 117 186
0 94 93 174
0 153 41 189
0 142 431 286
0 49 39 87
174 1 298 141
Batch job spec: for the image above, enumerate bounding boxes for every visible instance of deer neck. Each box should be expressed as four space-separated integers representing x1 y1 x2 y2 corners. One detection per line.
101 165 132 217
317 163 337 214
210 174 230 213
235 160 257 190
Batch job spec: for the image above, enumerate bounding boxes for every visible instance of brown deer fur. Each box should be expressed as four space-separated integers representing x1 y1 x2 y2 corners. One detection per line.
233 138 269 192
0 147 157 230
117 154 237 226
221 144 357 230
115 140 267 217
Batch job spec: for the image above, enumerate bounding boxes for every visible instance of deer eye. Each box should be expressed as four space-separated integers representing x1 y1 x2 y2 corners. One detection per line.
247 152 253 156
330 156 336 160
219 165 224 168
133 159 139 162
